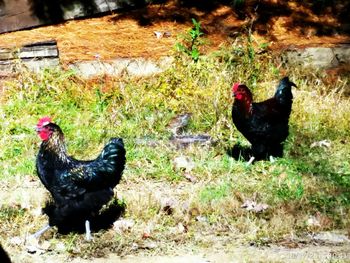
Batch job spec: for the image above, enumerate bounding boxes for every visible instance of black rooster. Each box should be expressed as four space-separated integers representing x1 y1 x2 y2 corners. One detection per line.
33 117 126 240
231 77 296 161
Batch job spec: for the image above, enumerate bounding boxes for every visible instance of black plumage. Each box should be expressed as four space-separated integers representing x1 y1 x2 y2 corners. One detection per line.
35 117 126 235
0 244 11 263
231 77 296 160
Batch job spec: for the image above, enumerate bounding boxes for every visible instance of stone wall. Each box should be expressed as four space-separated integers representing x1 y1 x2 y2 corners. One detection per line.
0 40 59 76
281 45 350 69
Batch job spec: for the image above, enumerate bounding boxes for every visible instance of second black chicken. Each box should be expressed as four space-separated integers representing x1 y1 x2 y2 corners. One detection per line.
231 77 296 161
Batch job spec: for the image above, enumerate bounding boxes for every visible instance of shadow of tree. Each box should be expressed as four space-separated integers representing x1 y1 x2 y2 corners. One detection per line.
29 0 99 23
110 0 349 41
110 0 234 27
0 0 5 18
1 0 348 38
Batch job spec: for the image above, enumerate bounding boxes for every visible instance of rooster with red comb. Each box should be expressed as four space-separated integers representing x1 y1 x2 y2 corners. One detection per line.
231 77 296 163
33 117 126 240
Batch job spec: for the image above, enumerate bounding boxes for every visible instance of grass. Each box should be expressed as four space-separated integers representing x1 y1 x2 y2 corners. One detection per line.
0 36 350 260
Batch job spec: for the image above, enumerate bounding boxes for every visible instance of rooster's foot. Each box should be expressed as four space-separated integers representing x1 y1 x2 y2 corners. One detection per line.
85 220 92 241
30 224 51 239
246 156 255 166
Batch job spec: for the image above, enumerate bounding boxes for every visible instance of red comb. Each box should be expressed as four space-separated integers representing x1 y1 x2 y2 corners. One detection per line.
37 116 52 127
232 83 241 92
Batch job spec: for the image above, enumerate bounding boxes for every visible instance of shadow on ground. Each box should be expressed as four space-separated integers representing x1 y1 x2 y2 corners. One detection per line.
50 198 125 235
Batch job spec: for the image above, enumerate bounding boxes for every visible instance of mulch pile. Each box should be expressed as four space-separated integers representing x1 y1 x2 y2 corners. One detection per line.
0 0 349 65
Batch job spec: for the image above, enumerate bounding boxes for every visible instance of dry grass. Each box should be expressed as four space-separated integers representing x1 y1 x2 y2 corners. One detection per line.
0 15 185 64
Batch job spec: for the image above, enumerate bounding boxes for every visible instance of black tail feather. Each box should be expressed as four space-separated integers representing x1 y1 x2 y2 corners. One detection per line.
274 76 296 105
98 138 126 187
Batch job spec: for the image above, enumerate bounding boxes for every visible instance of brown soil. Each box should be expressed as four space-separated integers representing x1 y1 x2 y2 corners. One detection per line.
7 244 350 263
0 0 349 65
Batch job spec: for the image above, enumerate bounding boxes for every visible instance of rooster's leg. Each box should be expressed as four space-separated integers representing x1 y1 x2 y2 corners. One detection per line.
246 156 255 166
85 220 92 241
31 224 51 239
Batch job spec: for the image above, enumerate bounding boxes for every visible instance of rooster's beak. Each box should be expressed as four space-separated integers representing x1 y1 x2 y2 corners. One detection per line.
35 127 42 132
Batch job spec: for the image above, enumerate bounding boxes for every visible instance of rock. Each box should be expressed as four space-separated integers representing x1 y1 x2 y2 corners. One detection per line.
241 200 269 213
312 231 350 244
281 44 350 69
139 241 157 249
113 218 135 234
195 215 208 223
170 134 214 147
169 222 187 234
310 140 331 148
0 40 60 74
167 113 192 136
68 56 173 78
173 156 195 172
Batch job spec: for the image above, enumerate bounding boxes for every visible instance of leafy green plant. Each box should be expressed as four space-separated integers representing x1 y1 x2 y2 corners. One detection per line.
175 18 205 62
232 0 245 8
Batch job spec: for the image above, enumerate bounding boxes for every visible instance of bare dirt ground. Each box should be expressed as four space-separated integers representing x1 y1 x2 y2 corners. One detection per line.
1 176 350 263
11 245 350 263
